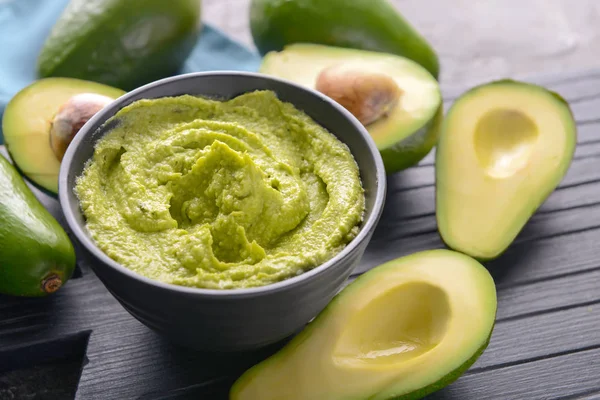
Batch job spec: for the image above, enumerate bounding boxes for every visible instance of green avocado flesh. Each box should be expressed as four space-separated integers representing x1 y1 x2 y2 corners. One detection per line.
2 78 125 194
436 80 577 260
231 249 497 400
75 91 365 289
0 154 75 297
261 44 442 173
37 0 202 91
250 0 439 78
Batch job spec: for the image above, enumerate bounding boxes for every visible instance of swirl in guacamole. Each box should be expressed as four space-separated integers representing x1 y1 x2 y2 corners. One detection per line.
75 90 365 289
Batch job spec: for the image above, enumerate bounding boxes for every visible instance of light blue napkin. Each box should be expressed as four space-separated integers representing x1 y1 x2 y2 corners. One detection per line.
0 0 262 144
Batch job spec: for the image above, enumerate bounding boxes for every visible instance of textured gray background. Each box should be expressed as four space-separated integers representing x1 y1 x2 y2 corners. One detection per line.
205 0 600 90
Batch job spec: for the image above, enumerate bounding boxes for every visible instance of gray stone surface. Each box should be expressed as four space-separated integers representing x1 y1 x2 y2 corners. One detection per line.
204 0 600 89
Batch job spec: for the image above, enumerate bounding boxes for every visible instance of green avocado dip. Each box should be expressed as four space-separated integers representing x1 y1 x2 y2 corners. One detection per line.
75 90 365 289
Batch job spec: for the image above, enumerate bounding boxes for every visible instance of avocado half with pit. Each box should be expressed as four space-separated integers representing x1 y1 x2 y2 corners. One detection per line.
2 78 125 194
436 80 577 260
231 249 497 400
260 44 442 173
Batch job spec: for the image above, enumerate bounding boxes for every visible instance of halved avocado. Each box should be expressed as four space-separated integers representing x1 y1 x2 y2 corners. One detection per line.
260 44 443 173
231 249 497 400
2 78 125 194
436 80 577 260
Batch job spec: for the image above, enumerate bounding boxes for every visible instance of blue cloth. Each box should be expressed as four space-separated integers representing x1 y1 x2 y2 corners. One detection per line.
0 0 262 144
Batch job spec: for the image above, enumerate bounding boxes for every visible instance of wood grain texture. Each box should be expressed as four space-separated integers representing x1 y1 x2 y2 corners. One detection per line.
429 347 600 400
2 70 600 399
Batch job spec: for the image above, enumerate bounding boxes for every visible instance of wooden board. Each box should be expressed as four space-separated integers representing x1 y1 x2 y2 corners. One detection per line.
2 70 600 400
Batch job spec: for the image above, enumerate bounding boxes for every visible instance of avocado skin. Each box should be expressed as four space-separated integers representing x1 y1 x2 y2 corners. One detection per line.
0 154 75 297
380 104 443 173
250 0 439 78
37 0 202 91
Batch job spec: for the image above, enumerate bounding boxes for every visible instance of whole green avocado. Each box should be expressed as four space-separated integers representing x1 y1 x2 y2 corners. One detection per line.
250 0 439 78
37 0 202 91
0 154 75 297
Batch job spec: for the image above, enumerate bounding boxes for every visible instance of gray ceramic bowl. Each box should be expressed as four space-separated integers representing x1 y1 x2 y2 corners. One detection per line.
59 72 386 352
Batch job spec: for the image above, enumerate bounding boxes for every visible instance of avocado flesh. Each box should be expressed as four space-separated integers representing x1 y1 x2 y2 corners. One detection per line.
436 80 577 260
37 0 202 91
231 249 497 400
0 154 75 297
2 78 125 194
250 0 439 77
261 44 442 173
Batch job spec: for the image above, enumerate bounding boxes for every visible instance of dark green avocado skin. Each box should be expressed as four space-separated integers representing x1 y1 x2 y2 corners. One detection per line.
37 0 202 91
250 0 439 78
0 154 75 297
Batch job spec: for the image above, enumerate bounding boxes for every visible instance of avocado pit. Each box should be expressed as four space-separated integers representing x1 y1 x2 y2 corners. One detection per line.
49 93 113 161
316 63 401 126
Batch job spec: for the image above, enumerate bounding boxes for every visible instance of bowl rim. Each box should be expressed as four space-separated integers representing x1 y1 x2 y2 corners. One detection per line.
59 71 386 298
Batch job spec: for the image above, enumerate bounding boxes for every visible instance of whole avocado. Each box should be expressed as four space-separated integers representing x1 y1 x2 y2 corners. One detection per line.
250 0 439 78
0 154 75 297
37 0 202 91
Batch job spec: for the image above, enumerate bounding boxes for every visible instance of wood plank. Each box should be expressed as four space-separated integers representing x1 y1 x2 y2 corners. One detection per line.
496 268 600 321
472 226 600 386
553 154 600 187
429 346 600 400
569 98 600 124
377 177 600 241
541 73 600 101
576 141 600 158
475 305 600 370
487 228 600 288
74 321 283 400
0 274 120 348
370 192 600 249
386 147 600 200
357 200 600 279
575 123 600 145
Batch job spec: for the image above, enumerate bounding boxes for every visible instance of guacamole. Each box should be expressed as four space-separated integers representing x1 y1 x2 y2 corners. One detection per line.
75 91 365 289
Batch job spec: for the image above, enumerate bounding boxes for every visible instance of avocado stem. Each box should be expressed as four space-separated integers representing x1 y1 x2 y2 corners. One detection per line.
41 274 63 294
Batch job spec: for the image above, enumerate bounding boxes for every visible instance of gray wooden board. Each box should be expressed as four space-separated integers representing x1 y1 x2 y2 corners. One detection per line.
1 69 600 400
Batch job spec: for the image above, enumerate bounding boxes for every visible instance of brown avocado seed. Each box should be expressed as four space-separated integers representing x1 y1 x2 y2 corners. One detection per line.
49 93 114 161
41 274 63 294
316 63 401 126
